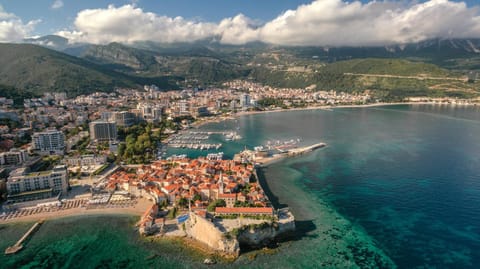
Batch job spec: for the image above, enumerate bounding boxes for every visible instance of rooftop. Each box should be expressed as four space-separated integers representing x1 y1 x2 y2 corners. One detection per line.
215 207 273 215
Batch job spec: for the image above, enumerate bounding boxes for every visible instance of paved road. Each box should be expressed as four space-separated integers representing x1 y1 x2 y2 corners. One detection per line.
343 72 467 81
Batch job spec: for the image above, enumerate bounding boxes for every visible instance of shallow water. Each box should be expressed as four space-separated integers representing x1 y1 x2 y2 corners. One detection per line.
2 104 480 268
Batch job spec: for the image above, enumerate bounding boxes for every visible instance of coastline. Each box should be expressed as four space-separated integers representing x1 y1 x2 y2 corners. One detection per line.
193 101 476 128
3 105 477 267
0 198 151 224
234 101 478 116
153 236 238 262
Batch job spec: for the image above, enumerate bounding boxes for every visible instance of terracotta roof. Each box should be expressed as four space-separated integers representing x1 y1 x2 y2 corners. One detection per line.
215 207 273 214
218 193 237 199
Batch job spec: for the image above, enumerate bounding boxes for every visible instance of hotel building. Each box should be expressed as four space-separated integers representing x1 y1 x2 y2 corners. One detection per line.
32 129 65 155
89 121 117 142
6 165 69 202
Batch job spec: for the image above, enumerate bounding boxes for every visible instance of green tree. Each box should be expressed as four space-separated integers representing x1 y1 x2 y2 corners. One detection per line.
192 194 202 202
178 197 188 208
207 199 226 212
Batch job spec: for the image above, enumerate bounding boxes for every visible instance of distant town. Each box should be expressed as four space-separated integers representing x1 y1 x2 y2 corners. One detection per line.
0 80 478 257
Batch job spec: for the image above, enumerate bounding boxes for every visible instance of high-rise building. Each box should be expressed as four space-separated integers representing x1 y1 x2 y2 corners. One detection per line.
7 165 69 201
89 121 117 142
179 100 190 115
114 111 137 127
32 129 65 155
100 111 116 122
137 103 164 122
240 93 251 109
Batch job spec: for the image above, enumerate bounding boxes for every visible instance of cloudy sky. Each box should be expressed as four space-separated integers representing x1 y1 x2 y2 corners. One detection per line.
1 0 480 46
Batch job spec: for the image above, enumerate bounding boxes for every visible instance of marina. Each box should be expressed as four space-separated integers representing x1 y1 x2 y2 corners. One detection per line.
168 143 222 150
165 130 242 150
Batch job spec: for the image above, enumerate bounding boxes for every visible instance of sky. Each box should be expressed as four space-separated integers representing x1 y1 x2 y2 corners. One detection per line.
1 0 480 46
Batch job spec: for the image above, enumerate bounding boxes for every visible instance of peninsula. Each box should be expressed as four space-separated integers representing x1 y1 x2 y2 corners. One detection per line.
1 141 327 258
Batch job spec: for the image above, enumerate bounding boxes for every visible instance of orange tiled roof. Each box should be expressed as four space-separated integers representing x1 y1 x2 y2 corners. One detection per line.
218 193 236 199
215 207 273 214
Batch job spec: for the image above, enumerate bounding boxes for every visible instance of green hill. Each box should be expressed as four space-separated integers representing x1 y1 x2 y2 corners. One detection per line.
81 42 158 70
323 58 453 77
0 43 478 101
0 43 141 96
79 42 250 86
251 58 479 99
0 84 39 107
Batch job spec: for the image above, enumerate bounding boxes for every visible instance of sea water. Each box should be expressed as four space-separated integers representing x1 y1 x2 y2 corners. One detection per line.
2 104 480 268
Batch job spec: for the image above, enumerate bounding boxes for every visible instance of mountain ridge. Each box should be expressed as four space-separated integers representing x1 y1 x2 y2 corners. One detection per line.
1 39 479 101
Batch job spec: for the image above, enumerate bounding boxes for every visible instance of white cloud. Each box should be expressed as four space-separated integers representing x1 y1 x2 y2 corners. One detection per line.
0 5 39 42
58 4 217 44
216 14 260 45
57 1 480 46
51 0 64 10
255 0 480 46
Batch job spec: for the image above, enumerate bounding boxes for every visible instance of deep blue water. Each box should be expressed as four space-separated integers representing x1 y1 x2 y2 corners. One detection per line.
190 104 480 268
3 104 480 268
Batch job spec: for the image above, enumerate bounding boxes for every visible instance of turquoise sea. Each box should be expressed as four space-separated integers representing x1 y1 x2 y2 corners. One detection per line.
2 104 480 268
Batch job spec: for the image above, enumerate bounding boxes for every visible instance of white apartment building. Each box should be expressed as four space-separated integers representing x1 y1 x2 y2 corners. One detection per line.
32 129 65 155
65 154 106 167
137 103 164 122
7 165 69 201
0 148 28 166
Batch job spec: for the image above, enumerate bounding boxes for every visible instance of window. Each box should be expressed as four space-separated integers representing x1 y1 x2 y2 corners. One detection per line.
10 183 20 193
24 180 32 191
43 179 50 188
53 178 62 191
34 178 41 189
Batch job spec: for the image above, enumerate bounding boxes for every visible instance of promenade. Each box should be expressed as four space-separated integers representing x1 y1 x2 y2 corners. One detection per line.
0 198 151 224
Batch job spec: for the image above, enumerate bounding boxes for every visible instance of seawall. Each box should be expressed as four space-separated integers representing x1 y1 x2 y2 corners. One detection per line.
184 210 295 257
184 213 240 257
238 210 296 246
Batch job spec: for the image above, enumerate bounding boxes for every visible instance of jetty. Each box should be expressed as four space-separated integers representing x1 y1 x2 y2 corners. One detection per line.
5 219 44 255
287 142 326 155
234 142 326 166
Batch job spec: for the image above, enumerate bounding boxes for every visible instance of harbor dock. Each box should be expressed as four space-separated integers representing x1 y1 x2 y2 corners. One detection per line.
235 142 326 166
5 219 44 255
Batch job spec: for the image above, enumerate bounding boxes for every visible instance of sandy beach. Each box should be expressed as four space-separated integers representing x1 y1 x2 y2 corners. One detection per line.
191 101 477 128
233 101 472 117
0 198 152 224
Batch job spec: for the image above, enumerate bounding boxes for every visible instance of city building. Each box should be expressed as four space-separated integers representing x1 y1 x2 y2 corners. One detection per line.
0 148 28 166
64 154 106 167
89 121 117 142
196 106 210 117
6 165 69 202
179 100 190 115
0 168 7 196
101 111 116 122
240 93 251 109
137 103 164 122
114 111 137 127
32 129 65 155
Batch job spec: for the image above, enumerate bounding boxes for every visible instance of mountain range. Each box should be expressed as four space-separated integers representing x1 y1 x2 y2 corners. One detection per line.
0 35 478 103
24 35 480 64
